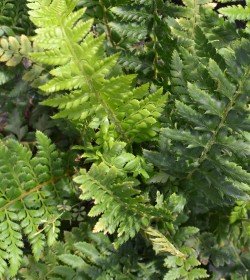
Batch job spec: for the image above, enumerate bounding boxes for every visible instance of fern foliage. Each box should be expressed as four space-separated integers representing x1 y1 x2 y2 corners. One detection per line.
25 0 175 259
18 193 199 279
145 24 250 204
218 0 250 33
0 0 33 35
19 223 162 279
0 2 48 139
0 131 67 276
104 0 175 87
74 140 178 247
28 0 167 143
164 248 209 280
1 0 250 278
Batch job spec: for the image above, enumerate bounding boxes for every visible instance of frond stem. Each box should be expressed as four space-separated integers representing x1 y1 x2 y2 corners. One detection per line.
152 0 159 80
99 0 116 48
0 176 63 213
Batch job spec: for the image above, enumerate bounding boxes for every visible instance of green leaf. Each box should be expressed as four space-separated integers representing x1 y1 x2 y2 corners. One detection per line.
164 268 182 280
58 254 87 269
0 131 65 276
208 59 236 98
188 83 224 116
187 268 209 279
219 6 250 20
74 242 100 260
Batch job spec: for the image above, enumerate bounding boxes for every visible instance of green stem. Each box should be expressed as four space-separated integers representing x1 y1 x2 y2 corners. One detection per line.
230 242 248 271
99 0 116 48
152 0 158 80
0 177 58 213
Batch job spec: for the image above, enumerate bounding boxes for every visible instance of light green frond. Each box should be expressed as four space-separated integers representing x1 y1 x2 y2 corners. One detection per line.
121 88 167 142
74 162 148 247
31 49 70 65
219 6 250 20
91 53 120 82
29 0 166 144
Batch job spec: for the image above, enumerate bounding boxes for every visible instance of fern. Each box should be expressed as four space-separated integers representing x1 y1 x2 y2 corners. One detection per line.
75 0 175 85
27 0 167 144
219 5 250 21
0 11 48 123
25 0 178 260
0 16 40 144
145 27 250 203
19 223 162 279
0 34 49 89
141 6 250 277
74 140 179 247
107 0 175 86
0 131 67 276
1 0 250 278
19 191 199 279
0 0 33 35
218 0 250 33
164 248 209 280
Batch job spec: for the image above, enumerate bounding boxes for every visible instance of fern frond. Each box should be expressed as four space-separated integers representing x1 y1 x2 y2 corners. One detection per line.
111 7 150 23
0 33 47 88
28 0 166 143
145 29 250 203
74 162 150 247
218 0 250 34
0 0 32 34
166 0 213 47
0 131 66 276
110 22 148 40
74 138 179 247
219 5 250 20
164 247 209 280
19 223 161 279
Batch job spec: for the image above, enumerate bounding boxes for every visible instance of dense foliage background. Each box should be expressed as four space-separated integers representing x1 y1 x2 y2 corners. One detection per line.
0 0 250 279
